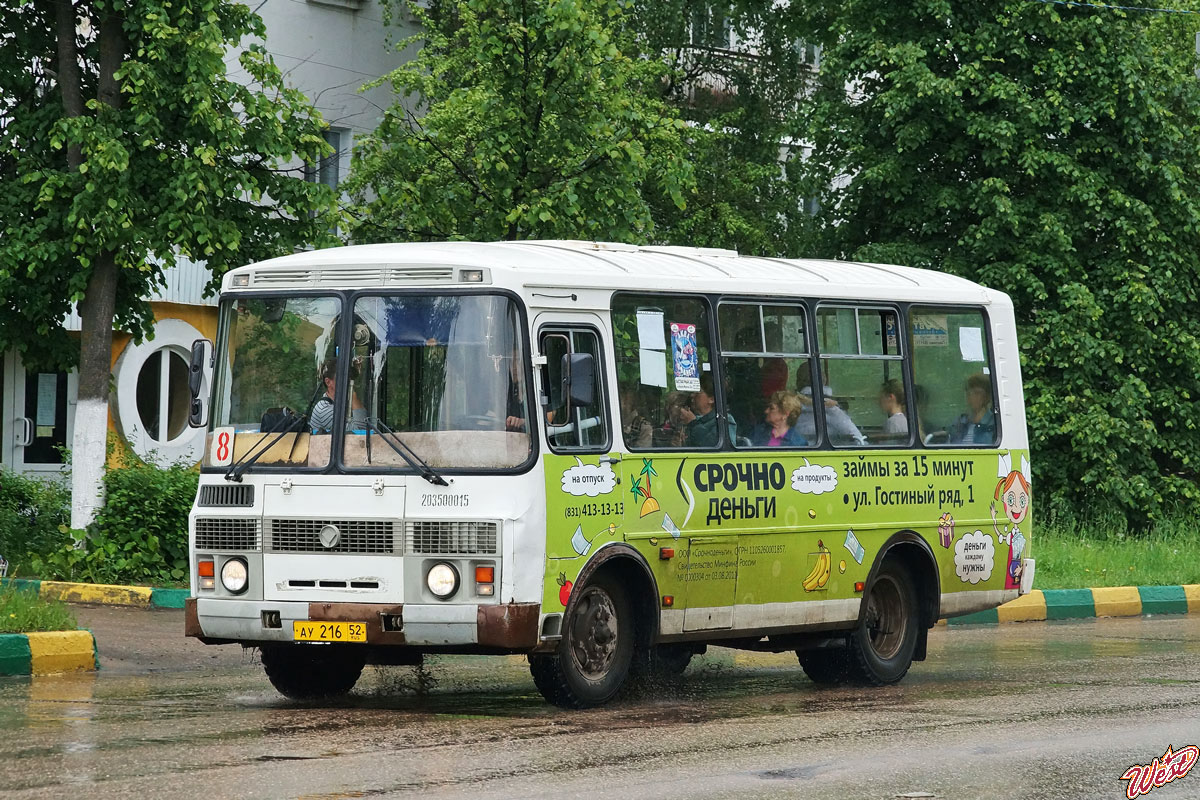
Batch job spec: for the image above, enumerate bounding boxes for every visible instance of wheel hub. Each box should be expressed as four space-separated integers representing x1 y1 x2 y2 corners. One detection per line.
570 587 619 679
865 574 906 660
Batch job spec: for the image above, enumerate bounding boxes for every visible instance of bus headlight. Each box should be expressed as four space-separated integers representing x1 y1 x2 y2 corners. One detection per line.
221 558 249 595
426 562 459 599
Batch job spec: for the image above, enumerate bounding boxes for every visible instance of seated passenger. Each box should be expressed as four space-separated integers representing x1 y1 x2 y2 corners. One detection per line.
878 379 909 438
750 391 808 447
950 373 996 444
794 365 867 445
655 390 691 447
619 385 653 448
685 373 735 447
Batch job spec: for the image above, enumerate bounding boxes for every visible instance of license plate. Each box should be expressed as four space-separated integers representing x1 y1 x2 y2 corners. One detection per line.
292 621 367 643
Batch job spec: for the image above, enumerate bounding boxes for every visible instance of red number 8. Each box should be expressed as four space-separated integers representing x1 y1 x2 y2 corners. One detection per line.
216 431 231 461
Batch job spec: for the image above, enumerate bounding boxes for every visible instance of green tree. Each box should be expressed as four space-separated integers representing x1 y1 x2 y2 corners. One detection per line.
0 1 337 526
799 0 1200 524
628 0 819 255
345 0 693 243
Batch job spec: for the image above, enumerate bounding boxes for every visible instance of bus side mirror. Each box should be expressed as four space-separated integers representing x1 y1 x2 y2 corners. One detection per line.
189 338 213 428
562 352 595 410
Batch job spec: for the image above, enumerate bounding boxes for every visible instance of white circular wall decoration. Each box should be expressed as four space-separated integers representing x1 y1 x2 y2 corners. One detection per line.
112 317 207 466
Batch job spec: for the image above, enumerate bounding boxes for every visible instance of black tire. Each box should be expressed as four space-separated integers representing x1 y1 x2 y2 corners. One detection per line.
845 559 920 685
797 646 852 685
260 644 366 699
649 644 694 677
529 573 634 708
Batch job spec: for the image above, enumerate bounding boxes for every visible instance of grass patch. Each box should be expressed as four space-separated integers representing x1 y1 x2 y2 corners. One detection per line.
1035 512 1200 590
0 584 77 634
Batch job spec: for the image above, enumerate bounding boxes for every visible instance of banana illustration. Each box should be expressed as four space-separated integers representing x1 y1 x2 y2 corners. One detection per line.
802 540 832 592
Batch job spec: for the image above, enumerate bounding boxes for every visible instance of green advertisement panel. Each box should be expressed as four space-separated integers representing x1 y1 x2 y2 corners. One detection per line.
542 448 1032 620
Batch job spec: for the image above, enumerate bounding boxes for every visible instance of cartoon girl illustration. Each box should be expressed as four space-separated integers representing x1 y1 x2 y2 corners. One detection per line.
991 453 1031 590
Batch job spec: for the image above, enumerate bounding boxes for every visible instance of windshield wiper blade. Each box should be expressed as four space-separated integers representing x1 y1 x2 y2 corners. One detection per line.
224 412 308 482
365 416 449 486
224 379 326 482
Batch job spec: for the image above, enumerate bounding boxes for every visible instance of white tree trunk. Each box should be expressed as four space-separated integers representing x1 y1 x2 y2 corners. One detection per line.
70 397 109 531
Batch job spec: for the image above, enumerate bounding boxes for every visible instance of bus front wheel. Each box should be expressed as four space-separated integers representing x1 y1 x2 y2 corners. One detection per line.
260 644 365 699
845 559 920 685
529 574 634 708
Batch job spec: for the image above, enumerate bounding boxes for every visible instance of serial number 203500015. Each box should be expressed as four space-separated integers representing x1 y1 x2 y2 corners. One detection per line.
565 501 624 519
421 494 469 508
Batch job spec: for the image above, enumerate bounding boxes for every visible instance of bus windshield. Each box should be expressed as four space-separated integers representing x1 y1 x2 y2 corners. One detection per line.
342 293 532 471
205 292 532 473
208 295 340 469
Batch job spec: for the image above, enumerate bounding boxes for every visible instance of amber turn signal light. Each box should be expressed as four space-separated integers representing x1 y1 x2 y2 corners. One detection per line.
197 560 215 578
662 595 674 607
854 581 865 593
475 566 495 584
659 547 674 560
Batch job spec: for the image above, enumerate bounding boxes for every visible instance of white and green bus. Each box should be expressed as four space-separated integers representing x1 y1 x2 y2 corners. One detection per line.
185 240 1034 707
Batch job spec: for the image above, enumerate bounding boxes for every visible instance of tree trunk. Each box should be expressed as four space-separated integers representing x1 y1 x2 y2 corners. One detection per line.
67 6 125 530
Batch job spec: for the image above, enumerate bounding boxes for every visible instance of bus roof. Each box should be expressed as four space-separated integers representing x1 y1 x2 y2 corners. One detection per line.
224 241 1006 305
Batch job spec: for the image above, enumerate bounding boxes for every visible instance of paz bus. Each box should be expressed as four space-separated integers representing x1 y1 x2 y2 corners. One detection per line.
184 240 1034 708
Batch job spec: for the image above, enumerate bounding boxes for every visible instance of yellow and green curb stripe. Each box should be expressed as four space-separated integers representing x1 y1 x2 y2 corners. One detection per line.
946 584 1200 625
2 578 188 609
0 630 98 676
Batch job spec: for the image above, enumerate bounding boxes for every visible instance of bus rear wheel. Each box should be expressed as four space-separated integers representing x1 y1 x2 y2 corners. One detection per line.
529 574 634 708
845 560 919 685
797 648 851 685
260 644 366 699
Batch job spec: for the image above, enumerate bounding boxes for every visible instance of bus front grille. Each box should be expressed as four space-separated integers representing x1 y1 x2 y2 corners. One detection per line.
197 484 254 507
267 519 401 555
405 521 499 555
195 518 262 551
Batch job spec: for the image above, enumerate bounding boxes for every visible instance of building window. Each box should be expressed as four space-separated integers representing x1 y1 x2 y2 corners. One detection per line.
135 349 191 443
306 129 345 190
113 318 208 465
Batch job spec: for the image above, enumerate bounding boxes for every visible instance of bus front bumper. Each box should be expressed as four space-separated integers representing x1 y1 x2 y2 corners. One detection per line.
185 597 540 651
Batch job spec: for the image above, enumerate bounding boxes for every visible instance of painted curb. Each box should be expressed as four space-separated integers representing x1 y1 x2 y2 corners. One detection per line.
945 584 1200 625
2 579 186 609
0 630 98 676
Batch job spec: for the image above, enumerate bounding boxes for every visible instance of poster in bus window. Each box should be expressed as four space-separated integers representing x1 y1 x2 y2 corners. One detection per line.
912 314 948 347
670 322 700 392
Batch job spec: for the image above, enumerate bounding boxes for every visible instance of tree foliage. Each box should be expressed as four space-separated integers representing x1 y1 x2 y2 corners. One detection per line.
628 0 818 254
0 0 337 371
345 0 694 243
799 0 1200 524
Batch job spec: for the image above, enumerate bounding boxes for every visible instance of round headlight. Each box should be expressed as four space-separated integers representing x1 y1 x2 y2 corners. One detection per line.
221 558 248 594
426 562 459 599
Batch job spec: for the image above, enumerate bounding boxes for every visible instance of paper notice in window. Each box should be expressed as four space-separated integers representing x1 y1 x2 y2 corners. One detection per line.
36 374 57 426
639 348 668 387
636 310 666 350
959 327 985 362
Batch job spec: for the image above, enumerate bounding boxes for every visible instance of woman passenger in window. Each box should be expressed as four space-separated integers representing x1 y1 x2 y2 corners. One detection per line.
950 373 996 444
751 391 808 447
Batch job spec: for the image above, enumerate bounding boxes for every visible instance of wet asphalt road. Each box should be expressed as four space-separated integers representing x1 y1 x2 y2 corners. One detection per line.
1 608 1198 800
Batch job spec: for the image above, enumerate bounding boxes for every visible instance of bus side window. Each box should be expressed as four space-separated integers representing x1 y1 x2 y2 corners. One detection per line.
540 329 610 452
718 301 813 449
908 307 998 447
813 306 908 447
610 294 718 450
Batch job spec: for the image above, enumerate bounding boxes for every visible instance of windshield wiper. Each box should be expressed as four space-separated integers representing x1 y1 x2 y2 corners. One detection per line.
365 416 449 486
224 380 325 482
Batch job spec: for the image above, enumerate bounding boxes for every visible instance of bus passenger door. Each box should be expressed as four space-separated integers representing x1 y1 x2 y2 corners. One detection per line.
681 536 737 631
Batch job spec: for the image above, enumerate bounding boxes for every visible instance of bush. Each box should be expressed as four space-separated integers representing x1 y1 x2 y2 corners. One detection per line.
34 460 197 586
0 469 70 572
